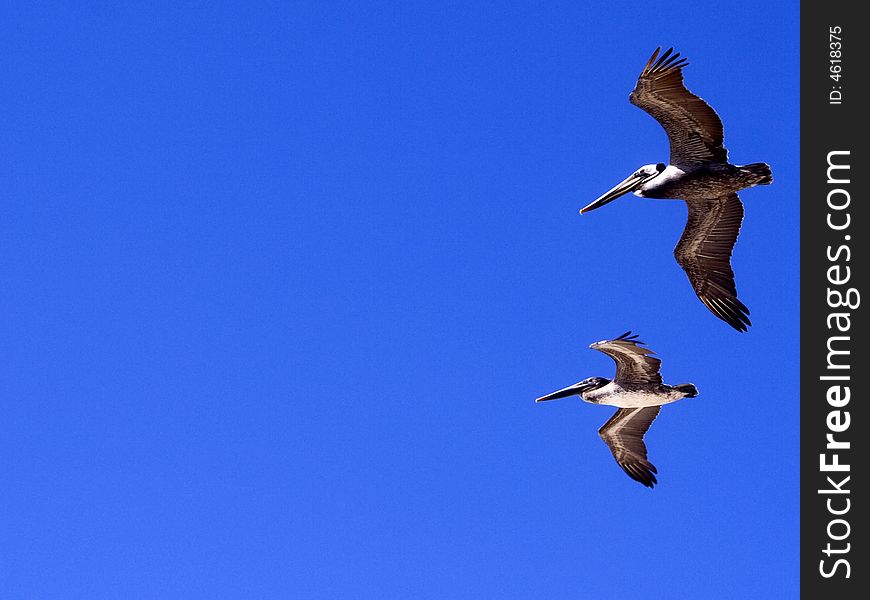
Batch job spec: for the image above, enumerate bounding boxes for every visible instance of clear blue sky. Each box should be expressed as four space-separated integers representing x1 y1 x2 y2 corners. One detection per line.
1 2 798 598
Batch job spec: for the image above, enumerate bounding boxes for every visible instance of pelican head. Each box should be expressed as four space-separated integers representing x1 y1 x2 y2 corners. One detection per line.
580 163 666 214
535 376 609 402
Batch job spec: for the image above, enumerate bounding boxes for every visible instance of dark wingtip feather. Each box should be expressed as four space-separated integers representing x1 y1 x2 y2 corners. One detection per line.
661 52 680 69
640 46 662 77
622 463 658 488
642 46 690 80
701 296 751 332
614 330 645 345
652 48 675 72
644 47 662 73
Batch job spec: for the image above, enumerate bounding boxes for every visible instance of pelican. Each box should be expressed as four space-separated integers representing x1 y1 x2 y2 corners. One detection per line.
536 332 698 488
581 48 772 332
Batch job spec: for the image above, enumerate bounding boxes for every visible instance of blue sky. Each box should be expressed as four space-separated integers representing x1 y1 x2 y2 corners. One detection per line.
1 2 799 598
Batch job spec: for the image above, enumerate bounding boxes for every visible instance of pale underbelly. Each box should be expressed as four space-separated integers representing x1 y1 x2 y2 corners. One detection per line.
586 389 680 408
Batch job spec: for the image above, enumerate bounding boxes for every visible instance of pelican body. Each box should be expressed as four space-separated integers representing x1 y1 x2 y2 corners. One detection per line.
633 163 771 202
569 377 691 409
580 48 773 332
536 332 698 488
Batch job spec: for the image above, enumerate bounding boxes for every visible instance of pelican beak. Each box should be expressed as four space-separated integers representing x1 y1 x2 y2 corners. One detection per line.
580 172 646 214
535 382 588 403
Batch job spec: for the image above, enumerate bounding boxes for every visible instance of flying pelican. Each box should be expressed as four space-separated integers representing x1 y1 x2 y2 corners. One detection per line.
580 48 772 332
536 332 698 488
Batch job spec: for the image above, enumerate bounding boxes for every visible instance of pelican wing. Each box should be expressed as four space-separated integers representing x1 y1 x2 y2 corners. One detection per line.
598 407 661 488
590 332 662 386
674 193 750 332
629 47 727 168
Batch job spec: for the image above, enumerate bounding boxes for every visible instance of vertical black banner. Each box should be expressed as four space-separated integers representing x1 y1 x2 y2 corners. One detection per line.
801 2 867 596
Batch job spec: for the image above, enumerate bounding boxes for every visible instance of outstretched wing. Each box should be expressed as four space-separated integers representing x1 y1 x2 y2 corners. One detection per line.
629 47 727 168
674 193 750 332
598 407 661 488
590 331 662 386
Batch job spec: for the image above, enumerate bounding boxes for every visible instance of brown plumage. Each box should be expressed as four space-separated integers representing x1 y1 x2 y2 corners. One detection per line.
598 406 661 487
590 332 663 386
674 193 750 331
536 332 699 488
630 47 727 167
580 48 773 331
